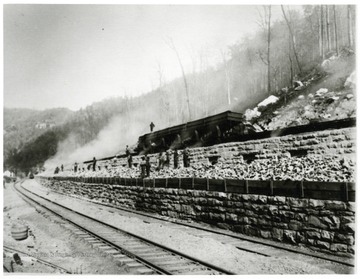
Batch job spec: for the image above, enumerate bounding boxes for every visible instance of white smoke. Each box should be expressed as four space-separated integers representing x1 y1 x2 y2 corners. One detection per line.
44 113 147 171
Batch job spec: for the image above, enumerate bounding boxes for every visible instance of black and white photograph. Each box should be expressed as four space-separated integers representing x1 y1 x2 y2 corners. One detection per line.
2 2 356 275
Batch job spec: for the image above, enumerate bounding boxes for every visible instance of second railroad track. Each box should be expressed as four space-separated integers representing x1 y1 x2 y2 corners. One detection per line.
14 181 235 275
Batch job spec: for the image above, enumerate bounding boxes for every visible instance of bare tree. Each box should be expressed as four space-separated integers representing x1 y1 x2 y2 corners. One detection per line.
165 37 191 121
256 5 272 95
333 5 339 55
155 59 165 88
347 5 353 47
198 47 210 117
281 5 302 73
220 49 232 108
326 5 331 52
288 31 294 85
318 5 323 58
155 59 171 126
266 6 272 94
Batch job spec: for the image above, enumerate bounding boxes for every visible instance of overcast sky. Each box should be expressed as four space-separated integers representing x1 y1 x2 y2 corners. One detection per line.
4 4 298 111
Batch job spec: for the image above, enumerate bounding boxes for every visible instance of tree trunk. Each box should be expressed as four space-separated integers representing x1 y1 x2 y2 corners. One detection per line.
347 5 353 47
220 50 231 108
321 5 326 58
267 6 272 96
288 31 294 85
318 5 323 58
166 38 192 121
326 5 331 52
333 5 339 56
281 5 302 73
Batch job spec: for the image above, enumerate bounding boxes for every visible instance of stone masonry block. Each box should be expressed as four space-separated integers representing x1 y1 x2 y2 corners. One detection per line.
330 243 348 253
287 198 309 208
238 216 249 224
268 205 278 215
283 230 297 244
316 240 331 250
324 200 347 211
341 222 355 234
289 220 303 231
308 216 328 229
257 218 272 229
272 228 283 241
320 230 334 242
306 230 321 240
321 216 340 230
260 230 272 239
268 196 286 205
334 233 355 245
225 213 238 223
309 199 326 209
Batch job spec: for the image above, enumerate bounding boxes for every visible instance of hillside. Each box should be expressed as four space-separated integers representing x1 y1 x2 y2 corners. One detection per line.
3 107 74 150
247 49 356 130
3 108 74 173
3 5 356 175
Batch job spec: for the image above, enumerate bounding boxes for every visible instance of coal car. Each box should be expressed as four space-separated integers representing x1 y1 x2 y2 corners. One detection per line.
136 111 246 154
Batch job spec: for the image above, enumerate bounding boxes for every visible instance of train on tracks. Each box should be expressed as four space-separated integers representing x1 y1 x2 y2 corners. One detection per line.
136 111 248 154
84 110 356 164
84 110 253 164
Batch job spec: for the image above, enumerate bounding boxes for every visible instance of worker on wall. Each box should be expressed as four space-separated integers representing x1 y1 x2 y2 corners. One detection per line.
92 157 97 171
145 155 151 177
150 122 155 132
173 149 179 168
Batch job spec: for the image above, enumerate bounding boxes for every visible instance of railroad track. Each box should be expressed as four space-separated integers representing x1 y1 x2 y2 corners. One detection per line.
3 246 72 274
14 181 235 275
109 204 355 267
36 182 354 269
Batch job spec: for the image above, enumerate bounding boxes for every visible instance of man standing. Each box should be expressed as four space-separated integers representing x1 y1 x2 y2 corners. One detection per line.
183 148 190 167
150 122 155 132
140 156 146 178
128 153 133 168
92 157 97 171
165 150 170 168
173 149 178 168
145 155 151 177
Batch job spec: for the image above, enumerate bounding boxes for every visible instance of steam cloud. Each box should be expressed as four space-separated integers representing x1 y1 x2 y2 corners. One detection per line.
44 113 148 172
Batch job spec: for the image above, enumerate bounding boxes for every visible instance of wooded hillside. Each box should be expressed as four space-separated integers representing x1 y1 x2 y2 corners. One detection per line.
3 5 356 175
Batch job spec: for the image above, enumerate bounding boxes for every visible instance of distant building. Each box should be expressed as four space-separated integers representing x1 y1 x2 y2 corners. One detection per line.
35 122 47 129
35 121 56 129
3 170 14 177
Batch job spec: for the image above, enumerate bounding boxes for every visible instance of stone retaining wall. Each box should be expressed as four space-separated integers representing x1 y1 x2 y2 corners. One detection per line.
37 178 355 256
190 127 356 164
106 127 355 168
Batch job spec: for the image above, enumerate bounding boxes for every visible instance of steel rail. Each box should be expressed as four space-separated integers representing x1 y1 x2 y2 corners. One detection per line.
15 182 236 275
13 183 169 275
3 246 72 274
47 187 354 268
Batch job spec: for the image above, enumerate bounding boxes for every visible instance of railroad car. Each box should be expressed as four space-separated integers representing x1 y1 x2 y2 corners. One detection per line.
136 111 246 154
83 111 355 164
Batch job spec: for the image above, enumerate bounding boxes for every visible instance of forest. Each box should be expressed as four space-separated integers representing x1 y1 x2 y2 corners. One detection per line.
3 5 356 175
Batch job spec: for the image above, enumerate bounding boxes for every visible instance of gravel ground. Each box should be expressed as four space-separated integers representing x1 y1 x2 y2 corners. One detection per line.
18 179 352 274
3 181 129 274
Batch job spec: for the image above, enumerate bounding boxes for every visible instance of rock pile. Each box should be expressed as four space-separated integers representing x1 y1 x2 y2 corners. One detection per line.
54 155 355 183
265 86 356 131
